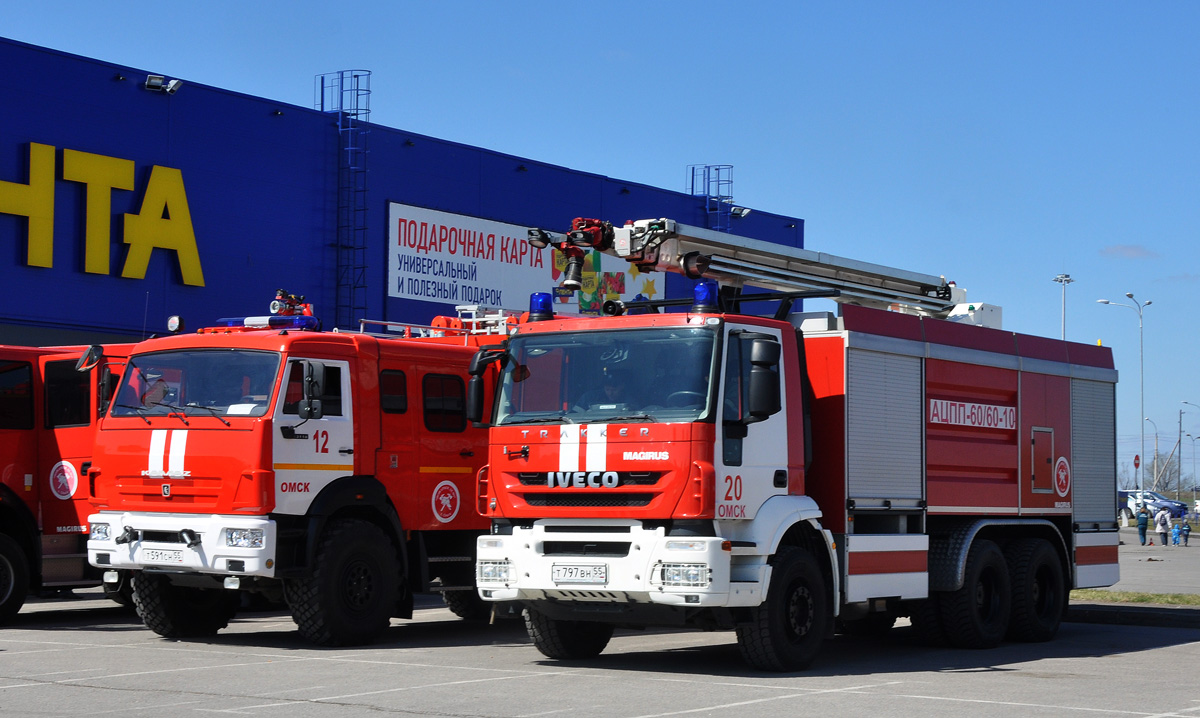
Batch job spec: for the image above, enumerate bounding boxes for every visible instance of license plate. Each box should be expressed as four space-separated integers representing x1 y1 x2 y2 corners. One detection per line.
143 548 183 564
552 564 607 584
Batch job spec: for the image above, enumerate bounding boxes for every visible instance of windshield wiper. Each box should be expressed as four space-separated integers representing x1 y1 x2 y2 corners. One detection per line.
114 403 151 424
597 413 658 423
150 402 190 426
186 403 231 426
501 415 574 425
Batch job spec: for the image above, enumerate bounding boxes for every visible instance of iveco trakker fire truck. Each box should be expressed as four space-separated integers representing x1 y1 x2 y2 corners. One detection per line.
86 296 504 645
0 343 132 622
470 218 1119 671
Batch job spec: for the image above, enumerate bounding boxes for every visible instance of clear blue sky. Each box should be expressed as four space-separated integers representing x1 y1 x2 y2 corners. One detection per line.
6 1 1199 487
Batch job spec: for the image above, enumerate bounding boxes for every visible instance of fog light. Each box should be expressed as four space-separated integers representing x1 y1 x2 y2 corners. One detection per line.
660 563 710 587
90 523 110 541
477 560 513 583
479 537 504 549
226 528 264 548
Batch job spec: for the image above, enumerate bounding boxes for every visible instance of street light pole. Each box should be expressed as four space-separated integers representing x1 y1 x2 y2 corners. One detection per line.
1146 417 1159 490
1053 274 1074 340
1098 294 1151 492
1187 433 1198 509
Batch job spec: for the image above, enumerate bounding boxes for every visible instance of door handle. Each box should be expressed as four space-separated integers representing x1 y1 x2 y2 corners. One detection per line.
339 448 354 455
460 450 474 458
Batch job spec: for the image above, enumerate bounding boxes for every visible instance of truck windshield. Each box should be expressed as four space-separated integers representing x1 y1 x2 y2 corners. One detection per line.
111 350 281 419
495 327 718 425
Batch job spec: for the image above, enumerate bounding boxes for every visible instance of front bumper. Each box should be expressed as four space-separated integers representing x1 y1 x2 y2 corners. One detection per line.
87 511 278 578
475 520 767 608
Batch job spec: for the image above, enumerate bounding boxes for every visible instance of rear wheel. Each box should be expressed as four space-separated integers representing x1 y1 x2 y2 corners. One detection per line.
909 594 947 646
736 547 829 671
1005 539 1065 642
940 539 1010 648
0 534 30 625
286 519 399 646
132 573 239 637
525 608 613 659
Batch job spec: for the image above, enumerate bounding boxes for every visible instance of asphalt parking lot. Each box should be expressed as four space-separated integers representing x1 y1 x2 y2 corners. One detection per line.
4 528 1200 717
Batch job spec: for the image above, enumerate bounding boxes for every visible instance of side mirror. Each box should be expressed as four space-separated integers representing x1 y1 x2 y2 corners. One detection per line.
76 345 103 372
299 361 325 420
466 375 486 424
746 338 781 421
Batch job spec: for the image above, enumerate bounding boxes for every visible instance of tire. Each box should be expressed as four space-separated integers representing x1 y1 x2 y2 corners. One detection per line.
0 533 31 625
443 589 490 620
736 547 830 671
524 607 614 660
102 570 136 608
286 518 399 646
1004 539 1065 642
909 594 947 646
940 539 1011 649
132 572 240 637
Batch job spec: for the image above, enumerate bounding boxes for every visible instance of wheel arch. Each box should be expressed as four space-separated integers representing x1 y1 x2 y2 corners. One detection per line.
280 475 407 579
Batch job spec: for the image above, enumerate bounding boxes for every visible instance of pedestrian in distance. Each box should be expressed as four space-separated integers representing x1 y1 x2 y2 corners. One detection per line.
1182 519 1192 547
1137 506 1150 545
1155 507 1172 548
1172 521 1182 546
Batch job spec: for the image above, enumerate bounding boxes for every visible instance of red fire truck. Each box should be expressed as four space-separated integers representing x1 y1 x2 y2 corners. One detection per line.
86 300 504 645
1 343 132 623
470 218 1119 671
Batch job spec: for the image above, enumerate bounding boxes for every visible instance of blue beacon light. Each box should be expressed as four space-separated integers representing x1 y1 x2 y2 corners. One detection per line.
528 292 555 322
691 280 719 313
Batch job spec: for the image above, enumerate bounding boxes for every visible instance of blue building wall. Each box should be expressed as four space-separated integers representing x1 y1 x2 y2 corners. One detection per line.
0 37 804 342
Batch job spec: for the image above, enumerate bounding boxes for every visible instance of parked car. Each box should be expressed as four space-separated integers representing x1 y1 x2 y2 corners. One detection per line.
1118 490 1188 520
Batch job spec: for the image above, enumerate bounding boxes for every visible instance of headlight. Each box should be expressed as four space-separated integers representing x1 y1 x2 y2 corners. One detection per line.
477 560 513 583
660 563 711 587
90 523 110 541
665 540 707 551
226 528 264 548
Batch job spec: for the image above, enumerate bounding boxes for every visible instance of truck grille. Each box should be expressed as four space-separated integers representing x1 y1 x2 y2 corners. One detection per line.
543 541 631 557
525 494 653 508
115 476 223 511
517 472 662 486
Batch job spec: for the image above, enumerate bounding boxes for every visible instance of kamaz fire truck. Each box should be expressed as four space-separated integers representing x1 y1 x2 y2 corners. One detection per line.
0 343 132 622
86 297 504 645
469 218 1119 671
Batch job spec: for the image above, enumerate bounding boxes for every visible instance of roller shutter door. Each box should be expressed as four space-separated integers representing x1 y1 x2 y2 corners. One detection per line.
847 349 923 500
1071 378 1117 524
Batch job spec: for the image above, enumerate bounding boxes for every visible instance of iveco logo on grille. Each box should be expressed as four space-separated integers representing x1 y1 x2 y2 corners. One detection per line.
547 471 621 488
161 484 171 497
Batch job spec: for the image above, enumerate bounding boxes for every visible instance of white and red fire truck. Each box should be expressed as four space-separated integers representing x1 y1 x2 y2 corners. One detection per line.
0 343 132 622
470 218 1119 671
86 295 504 645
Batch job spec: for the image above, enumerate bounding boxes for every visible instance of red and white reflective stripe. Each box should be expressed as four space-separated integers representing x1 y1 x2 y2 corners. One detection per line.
148 429 188 478
557 424 607 472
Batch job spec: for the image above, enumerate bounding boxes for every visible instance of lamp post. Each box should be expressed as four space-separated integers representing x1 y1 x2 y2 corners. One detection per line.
1053 274 1074 340
1146 417 1159 491
1098 293 1151 492
1185 400 1200 502
1187 432 1197 510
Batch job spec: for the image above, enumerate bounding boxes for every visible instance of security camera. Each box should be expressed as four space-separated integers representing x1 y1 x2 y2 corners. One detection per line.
165 79 183 94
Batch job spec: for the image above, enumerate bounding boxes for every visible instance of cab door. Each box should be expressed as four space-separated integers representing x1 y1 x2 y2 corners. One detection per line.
414 366 482 531
272 358 355 515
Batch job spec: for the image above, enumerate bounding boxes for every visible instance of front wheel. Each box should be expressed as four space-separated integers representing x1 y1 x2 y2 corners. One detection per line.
736 547 830 671
0 534 30 625
132 573 239 637
286 518 399 646
525 608 613 659
940 539 1011 648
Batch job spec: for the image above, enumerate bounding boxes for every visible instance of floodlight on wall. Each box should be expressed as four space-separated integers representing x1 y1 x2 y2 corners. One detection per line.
145 75 166 90
165 79 183 94
730 207 751 218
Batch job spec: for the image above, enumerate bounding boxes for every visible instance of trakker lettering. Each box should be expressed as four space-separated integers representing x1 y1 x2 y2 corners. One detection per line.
546 471 620 488
0 143 204 285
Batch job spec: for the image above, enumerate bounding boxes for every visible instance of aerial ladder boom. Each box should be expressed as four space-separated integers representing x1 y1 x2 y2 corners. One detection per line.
529 217 958 316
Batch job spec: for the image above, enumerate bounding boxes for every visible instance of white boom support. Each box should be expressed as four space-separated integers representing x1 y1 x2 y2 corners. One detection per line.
603 218 957 315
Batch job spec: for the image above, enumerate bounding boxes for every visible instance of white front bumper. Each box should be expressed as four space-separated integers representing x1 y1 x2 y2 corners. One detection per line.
87 511 277 578
475 520 767 608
